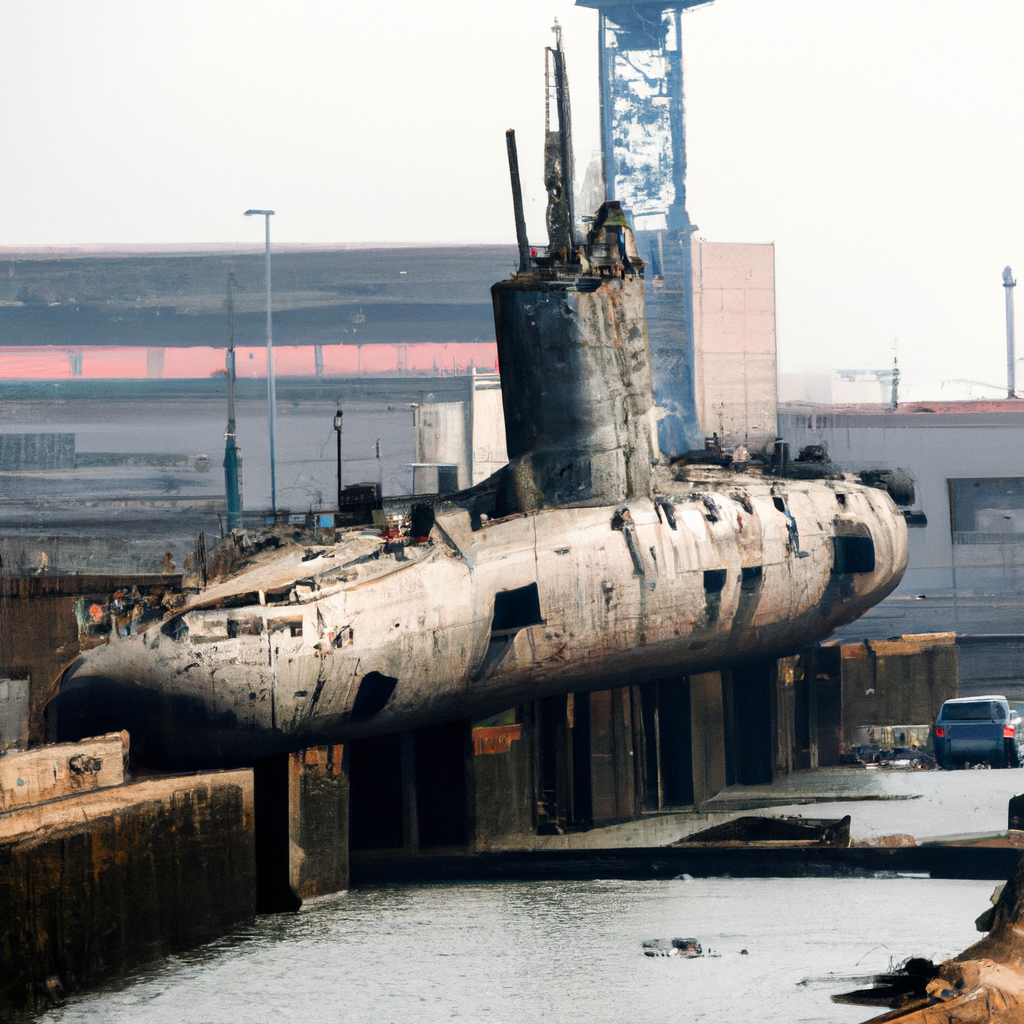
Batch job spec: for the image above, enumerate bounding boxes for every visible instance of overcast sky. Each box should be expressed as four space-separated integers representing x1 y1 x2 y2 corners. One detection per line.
2 1 1024 388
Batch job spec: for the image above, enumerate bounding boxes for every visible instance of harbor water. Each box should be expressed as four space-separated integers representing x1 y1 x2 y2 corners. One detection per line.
37 876 989 1023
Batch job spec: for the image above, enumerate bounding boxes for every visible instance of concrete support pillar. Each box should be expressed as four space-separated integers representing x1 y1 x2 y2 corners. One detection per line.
400 731 419 852
254 744 348 913
688 670 727 806
724 660 774 786
287 744 348 900
587 686 642 825
472 710 533 850
774 660 795 779
808 663 819 771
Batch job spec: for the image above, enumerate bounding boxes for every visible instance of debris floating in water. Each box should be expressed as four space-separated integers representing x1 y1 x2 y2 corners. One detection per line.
642 938 702 959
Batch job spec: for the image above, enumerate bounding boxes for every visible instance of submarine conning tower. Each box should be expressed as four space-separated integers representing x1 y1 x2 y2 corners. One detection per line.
491 201 657 513
492 28 658 515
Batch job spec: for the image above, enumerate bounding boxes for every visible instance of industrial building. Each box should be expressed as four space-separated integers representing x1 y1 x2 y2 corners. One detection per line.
779 400 1024 601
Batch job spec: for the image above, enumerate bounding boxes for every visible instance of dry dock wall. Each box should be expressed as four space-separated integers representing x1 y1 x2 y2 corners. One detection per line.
0 768 255 1018
836 633 958 744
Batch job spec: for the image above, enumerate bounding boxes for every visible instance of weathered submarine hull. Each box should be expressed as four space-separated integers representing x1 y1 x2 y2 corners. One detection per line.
50 477 907 769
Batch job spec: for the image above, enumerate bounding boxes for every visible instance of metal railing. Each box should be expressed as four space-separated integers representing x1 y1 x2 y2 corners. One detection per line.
953 531 1024 545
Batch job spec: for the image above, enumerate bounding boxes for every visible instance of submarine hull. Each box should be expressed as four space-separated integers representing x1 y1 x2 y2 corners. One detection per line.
50 479 907 769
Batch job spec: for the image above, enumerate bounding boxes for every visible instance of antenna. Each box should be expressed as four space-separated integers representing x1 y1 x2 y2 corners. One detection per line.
505 130 531 272
543 22 576 254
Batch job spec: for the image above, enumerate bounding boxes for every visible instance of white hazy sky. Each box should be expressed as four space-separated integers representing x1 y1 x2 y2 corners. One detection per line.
2 1 1024 386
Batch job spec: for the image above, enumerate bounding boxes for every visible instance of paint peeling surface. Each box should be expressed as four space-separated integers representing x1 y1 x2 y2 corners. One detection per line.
30 878 990 1024
603 9 683 231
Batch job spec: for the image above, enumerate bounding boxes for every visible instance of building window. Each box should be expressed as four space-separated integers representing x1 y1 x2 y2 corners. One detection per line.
949 478 1024 543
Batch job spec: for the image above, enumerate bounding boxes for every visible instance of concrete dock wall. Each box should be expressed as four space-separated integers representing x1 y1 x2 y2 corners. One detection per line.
0 769 255 1017
0 731 126 812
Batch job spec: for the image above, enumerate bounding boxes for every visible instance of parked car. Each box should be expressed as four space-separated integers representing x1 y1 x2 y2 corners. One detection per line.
934 696 1024 769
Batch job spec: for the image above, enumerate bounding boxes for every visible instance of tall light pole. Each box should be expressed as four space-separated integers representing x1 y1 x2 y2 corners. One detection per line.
1004 266 1017 399
224 272 242 530
333 408 343 511
245 209 277 510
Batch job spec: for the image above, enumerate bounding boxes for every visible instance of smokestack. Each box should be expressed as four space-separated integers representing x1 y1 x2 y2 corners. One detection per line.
1004 266 1017 399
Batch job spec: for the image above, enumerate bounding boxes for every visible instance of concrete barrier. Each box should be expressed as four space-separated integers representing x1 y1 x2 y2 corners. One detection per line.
0 769 255 1017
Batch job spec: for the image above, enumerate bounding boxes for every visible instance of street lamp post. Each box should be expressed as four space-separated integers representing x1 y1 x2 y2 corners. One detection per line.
224 272 242 531
1004 266 1017 399
245 209 277 510
333 408 343 512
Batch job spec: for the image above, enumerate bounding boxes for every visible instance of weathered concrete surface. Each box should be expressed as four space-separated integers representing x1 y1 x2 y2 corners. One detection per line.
0 679 28 752
589 687 643 826
830 633 958 747
287 745 348 899
0 769 255 1017
253 745 348 911
0 591 81 746
0 731 125 813
472 715 534 850
689 671 727 806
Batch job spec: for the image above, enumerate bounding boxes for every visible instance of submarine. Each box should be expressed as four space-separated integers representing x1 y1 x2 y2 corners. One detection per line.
48 35 908 769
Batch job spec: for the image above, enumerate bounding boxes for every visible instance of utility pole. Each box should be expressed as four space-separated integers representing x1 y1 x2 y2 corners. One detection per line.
376 438 383 500
223 273 242 530
333 408 343 511
1004 266 1017 399
244 209 277 509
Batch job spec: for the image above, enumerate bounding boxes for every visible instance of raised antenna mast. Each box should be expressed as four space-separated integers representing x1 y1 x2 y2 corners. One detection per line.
544 19 576 254
505 130 531 272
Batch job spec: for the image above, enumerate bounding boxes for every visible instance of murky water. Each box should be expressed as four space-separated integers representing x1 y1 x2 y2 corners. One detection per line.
38 876 989 1024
